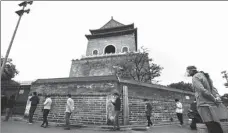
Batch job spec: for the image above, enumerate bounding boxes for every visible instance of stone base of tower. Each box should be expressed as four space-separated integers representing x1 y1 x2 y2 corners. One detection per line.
70 52 142 78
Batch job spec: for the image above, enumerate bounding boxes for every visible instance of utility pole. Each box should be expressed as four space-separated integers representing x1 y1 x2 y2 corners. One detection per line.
0 1 33 77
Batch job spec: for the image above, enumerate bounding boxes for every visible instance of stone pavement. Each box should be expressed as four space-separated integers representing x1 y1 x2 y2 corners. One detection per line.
1 115 197 133
1 120 197 133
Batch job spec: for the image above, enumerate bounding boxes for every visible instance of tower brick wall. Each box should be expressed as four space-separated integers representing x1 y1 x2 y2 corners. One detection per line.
86 34 136 56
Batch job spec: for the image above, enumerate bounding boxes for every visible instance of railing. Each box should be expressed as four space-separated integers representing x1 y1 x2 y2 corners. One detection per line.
80 51 141 59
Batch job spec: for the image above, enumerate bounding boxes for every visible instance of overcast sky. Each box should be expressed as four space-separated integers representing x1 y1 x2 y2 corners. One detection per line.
1 1 228 95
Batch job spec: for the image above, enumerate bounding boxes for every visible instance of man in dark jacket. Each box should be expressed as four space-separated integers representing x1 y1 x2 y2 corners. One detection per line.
188 99 203 130
111 93 121 131
144 98 153 127
28 92 39 124
1 93 8 113
4 95 16 121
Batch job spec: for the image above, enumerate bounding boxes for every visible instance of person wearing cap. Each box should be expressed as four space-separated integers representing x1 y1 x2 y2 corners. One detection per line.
41 94 52 128
64 94 74 130
111 92 121 131
186 65 228 133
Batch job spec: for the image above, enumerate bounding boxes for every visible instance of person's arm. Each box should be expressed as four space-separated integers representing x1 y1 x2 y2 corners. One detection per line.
43 99 48 106
192 76 216 102
176 103 182 109
67 99 71 111
111 99 116 106
30 96 33 101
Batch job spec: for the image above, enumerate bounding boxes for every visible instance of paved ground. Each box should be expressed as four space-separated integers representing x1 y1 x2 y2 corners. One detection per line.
1 120 197 133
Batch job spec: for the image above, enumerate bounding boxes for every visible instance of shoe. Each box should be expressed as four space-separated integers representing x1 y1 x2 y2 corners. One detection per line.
64 128 70 130
43 125 48 128
41 125 44 127
116 128 120 131
28 123 33 124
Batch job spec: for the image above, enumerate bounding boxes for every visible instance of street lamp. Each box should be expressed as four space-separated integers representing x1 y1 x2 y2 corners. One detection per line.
0 1 33 77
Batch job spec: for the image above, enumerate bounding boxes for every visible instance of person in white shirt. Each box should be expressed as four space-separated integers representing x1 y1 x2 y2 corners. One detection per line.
64 94 74 130
41 95 52 128
175 99 183 126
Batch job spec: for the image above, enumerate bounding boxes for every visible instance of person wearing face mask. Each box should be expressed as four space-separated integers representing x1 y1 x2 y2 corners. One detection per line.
186 66 228 133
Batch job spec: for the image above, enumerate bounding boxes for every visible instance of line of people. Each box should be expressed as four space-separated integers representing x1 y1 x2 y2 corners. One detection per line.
23 92 75 130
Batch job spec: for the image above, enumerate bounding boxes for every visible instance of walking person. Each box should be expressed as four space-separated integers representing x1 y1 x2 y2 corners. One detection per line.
144 98 153 127
186 66 228 133
1 93 8 114
64 94 74 130
41 94 52 128
4 95 16 121
28 92 40 124
111 92 121 131
188 99 202 130
175 99 184 127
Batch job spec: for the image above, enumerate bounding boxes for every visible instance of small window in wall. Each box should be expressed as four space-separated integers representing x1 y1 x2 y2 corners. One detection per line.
93 50 98 55
122 47 128 53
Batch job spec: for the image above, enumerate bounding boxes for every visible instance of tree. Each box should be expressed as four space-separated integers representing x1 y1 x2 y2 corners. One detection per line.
221 71 228 88
221 93 228 107
1 57 19 81
167 81 193 92
117 47 163 83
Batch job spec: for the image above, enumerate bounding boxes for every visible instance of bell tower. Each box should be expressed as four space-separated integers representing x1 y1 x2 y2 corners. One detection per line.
70 18 139 78
85 17 137 56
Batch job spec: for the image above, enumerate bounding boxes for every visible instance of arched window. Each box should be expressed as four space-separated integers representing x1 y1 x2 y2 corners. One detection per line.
104 45 115 54
92 50 98 55
122 47 128 53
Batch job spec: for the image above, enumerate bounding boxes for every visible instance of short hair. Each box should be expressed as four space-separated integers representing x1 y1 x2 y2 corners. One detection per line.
33 92 37 95
186 66 197 71
144 98 148 102
175 99 179 102
67 94 71 97
113 92 119 96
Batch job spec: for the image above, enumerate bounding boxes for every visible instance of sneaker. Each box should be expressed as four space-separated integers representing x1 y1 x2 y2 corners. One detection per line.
64 128 70 130
41 125 44 127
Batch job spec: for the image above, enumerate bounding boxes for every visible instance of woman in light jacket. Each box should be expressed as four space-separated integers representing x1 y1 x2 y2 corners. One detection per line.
186 66 228 133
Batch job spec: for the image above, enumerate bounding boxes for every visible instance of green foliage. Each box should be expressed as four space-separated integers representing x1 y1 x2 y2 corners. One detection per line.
167 81 193 92
221 93 228 107
221 70 228 88
117 47 163 83
1 57 19 81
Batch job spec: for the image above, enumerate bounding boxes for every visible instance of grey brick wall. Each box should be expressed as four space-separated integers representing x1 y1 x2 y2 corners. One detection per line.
86 34 136 56
30 77 194 126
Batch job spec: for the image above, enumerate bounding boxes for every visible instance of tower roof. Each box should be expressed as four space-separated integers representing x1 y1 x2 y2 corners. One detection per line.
100 17 125 29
